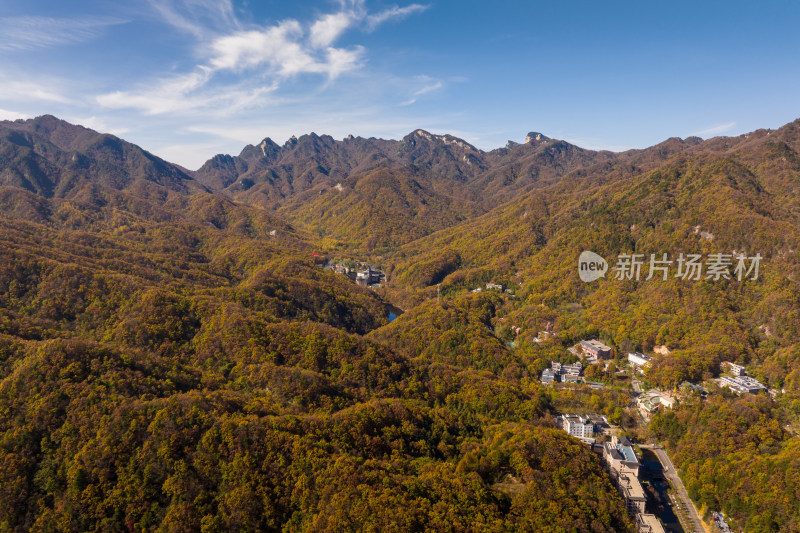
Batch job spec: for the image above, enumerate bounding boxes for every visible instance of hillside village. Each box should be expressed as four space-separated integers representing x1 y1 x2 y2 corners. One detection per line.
325 260 386 287
537 330 775 533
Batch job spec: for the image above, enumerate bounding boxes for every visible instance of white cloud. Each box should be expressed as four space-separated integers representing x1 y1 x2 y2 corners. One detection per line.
0 16 126 51
366 4 430 30
0 109 29 121
207 20 365 78
399 77 443 105
98 1 427 121
414 80 442 96
310 12 358 48
148 0 239 38
97 71 276 115
1 79 73 104
692 121 736 137
68 116 129 136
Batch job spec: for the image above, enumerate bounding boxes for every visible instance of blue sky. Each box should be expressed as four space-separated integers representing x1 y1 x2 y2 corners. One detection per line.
1 0 800 169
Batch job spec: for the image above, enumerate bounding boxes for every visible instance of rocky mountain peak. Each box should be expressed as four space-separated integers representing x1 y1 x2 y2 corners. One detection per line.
525 132 550 144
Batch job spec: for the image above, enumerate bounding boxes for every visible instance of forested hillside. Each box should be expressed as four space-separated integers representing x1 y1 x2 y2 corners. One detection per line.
3 114 800 531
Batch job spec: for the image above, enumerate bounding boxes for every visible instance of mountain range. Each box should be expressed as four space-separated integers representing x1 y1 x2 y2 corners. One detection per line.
2 114 800 531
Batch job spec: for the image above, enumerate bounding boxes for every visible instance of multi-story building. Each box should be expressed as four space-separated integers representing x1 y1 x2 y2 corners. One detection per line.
722 361 746 377
720 375 766 394
627 352 650 371
355 267 384 287
580 339 612 362
636 513 666 533
562 362 583 376
602 436 640 480
558 414 595 443
541 368 557 385
618 465 646 515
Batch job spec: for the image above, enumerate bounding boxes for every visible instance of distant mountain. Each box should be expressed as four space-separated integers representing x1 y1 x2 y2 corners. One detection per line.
0 116 295 241
194 128 611 211
0 115 205 199
194 127 628 249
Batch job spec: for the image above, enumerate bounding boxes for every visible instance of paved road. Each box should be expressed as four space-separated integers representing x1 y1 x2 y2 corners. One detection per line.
642 444 706 533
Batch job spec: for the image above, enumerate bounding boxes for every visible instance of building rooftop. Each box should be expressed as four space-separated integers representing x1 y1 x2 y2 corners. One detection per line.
605 445 624 462
619 445 637 464
618 466 645 500
636 513 666 533
562 414 592 425
721 375 766 392
580 339 612 351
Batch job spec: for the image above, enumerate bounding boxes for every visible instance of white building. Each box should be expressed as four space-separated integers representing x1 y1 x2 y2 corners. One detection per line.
559 414 595 442
628 352 650 369
659 394 676 409
722 361 746 377
720 375 766 394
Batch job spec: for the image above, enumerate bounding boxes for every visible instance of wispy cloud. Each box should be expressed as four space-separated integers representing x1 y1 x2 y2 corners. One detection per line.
99 0 430 116
0 79 73 104
98 71 277 116
68 116 130 136
0 16 126 51
693 121 736 137
0 109 29 121
147 0 239 38
400 77 443 105
366 4 430 30
414 80 443 96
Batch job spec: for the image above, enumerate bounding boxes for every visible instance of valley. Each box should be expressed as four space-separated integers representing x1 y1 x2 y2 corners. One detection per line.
1 114 800 531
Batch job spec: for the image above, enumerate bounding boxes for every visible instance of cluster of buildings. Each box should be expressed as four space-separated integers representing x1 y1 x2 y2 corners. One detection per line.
719 361 766 394
541 360 583 385
556 418 666 532
328 262 385 287
471 282 514 294
601 436 665 533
